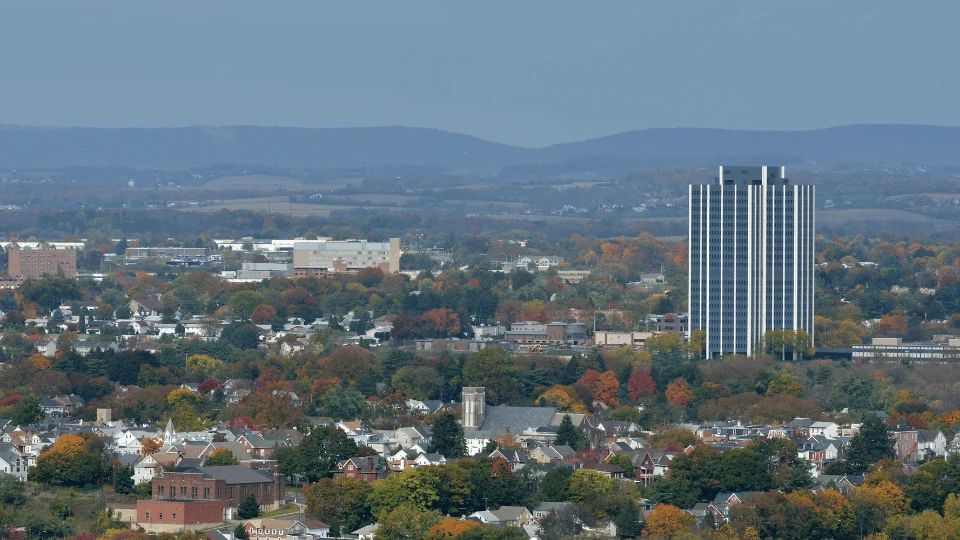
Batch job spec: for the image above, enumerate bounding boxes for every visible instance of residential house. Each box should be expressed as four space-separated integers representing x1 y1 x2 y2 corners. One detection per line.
392 426 430 449
530 445 577 464
468 506 535 527
809 422 841 439
129 297 166 317
413 453 448 467
243 518 330 539
0 444 27 481
489 448 529 471
709 492 763 523
331 457 388 482
134 453 183 485
532 502 575 520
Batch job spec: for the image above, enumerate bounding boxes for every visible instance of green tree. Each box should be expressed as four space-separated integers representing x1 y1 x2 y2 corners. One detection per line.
230 290 266 320
113 464 134 494
614 499 643 539
461 348 520 404
234 524 250 540
298 426 359 482
568 469 615 505
0 474 26 506
50 498 73 519
844 413 895 474
374 506 443 540
205 449 240 466
541 467 573 502
237 493 260 519
11 394 44 425
554 414 587 450
429 413 467 458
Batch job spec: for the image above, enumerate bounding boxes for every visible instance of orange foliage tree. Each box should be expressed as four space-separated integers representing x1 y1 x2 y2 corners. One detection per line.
428 518 482 539
666 379 693 408
643 504 696 538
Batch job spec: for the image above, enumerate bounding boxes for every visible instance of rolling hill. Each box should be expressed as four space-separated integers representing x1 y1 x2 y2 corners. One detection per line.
0 123 958 170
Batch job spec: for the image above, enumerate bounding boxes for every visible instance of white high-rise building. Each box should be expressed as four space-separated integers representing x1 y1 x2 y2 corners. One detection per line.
688 166 815 357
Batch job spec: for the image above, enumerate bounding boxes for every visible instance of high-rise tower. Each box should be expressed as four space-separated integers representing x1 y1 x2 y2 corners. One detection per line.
688 166 815 357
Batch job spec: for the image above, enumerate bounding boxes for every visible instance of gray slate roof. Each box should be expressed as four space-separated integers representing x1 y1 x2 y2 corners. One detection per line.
171 465 275 485
463 406 558 438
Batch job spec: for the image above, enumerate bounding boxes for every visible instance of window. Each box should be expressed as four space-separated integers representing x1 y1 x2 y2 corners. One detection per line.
159 513 163 520
145 512 150 520
172 514 176 521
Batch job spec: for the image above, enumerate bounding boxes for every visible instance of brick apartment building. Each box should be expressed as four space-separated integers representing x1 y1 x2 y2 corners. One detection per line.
136 499 227 533
152 465 285 513
7 244 77 280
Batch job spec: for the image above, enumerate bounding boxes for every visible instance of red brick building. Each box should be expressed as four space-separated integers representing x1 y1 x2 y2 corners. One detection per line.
8 244 77 280
154 466 285 513
136 499 227 533
331 457 389 482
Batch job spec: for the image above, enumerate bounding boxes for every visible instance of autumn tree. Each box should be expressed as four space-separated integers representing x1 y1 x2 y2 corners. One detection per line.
251 304 278 325
185 354 224 381
29 434 103 487
643 504 695 538
627 369 657 403
665 378 692 408
535 385 588 414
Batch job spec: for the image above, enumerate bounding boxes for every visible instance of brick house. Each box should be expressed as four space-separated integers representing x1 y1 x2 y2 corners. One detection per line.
331 457 388 482
136 499 227 533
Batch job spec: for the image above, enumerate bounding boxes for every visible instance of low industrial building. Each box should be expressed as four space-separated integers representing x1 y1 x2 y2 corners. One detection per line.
852 337 960 362
505 321 588 346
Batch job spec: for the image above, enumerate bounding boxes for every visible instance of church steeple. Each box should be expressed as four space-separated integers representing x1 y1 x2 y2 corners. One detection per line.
162 418 177 446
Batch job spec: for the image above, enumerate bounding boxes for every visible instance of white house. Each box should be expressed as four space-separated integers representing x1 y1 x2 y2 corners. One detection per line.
809 422 840 439
0 445 27 481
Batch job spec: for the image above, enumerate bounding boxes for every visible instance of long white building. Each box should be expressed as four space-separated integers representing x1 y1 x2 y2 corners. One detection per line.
293 238 400 276
688 166 815 357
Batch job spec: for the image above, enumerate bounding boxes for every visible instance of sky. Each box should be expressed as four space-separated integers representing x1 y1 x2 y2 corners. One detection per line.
1 1 957 147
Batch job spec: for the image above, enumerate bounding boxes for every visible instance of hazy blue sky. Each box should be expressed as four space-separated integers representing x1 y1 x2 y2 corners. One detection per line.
1 1 956 146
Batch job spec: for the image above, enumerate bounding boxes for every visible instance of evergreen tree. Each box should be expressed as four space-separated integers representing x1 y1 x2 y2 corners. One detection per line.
482 439 498 454
234 524 250 540
560 356 582 385
11 395 44 426
554 415 587 450
844 413 895 474
541 467 573 501
430 413 467 458
78 314 86 334
614 499 643 539
112 466 134 494
237 493 260 519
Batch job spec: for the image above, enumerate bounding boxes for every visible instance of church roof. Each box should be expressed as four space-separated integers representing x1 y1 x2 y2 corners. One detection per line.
464 406 557 439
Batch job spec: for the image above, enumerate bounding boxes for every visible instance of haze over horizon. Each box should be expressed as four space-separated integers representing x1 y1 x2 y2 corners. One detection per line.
3 1 958 147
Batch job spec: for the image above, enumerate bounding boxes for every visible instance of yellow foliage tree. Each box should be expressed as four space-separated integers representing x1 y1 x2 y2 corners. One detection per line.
167 388 201 407
535 385 588 414
29 353 52 371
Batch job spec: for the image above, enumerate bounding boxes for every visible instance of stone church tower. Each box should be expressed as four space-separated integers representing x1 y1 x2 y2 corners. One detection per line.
462 387 486 430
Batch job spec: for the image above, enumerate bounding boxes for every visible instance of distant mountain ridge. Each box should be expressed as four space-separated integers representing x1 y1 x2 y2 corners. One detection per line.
0 123 958 170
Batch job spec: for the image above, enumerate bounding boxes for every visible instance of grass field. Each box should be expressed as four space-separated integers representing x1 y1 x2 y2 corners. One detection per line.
185 196 400 217
200 175 305 189
886 193 960 202
818 208 953 225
